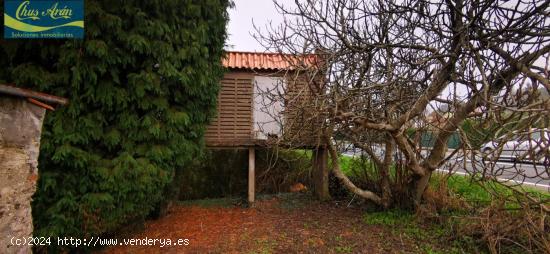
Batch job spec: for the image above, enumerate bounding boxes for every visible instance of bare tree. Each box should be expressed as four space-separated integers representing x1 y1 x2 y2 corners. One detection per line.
254 0 550 209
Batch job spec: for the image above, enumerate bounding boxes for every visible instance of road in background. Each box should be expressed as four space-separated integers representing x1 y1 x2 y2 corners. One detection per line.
342 147 549 190
439 152 550 190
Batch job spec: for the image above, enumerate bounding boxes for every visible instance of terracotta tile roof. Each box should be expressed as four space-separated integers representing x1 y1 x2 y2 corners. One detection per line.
222 51 318 71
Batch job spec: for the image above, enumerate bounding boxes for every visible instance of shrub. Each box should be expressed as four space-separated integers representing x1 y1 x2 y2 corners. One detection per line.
0 0 230 246
178 149 249 200
177 148 312 200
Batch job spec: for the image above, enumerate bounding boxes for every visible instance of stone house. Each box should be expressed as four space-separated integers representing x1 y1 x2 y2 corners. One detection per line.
0 84 67 254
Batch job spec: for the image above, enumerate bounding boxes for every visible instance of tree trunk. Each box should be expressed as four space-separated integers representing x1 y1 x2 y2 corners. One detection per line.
379 139 394 208
312 147 331 201
325 139 383 205
412 169 432 208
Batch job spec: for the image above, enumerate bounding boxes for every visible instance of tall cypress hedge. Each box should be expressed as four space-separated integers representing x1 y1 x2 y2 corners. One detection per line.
0 0 230 239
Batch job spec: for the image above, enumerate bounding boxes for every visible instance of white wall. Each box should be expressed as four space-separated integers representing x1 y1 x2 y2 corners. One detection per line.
253 76 285 140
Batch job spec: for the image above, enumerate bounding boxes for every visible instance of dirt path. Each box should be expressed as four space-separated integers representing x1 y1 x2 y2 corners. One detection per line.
100 194 419 253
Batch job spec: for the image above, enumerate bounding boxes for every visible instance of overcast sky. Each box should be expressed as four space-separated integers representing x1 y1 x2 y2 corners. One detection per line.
226 0 291 51
225 0 545 109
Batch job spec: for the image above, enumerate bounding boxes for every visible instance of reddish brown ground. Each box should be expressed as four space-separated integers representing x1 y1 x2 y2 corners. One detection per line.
99 194 420 254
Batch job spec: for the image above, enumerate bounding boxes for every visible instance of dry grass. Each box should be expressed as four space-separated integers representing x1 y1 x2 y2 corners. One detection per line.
421 175 550 254
456 203 550 254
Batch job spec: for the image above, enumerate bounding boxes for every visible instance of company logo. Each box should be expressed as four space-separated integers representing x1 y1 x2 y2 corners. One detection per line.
4 0 84 39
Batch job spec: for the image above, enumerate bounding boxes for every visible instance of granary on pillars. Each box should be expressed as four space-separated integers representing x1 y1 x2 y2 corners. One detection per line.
0 84 67 254
205 51 329 203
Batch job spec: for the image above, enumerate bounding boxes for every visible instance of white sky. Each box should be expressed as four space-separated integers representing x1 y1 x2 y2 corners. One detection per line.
226 0 291 51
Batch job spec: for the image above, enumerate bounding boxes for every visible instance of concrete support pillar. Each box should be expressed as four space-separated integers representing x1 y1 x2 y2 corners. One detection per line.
248 147 255 204
312 147 330 201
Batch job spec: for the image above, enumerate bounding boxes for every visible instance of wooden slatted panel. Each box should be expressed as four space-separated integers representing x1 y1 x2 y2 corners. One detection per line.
282 74 322 146
205 74 254 146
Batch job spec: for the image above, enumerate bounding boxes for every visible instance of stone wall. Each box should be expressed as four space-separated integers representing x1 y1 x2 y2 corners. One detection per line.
0 96 46 254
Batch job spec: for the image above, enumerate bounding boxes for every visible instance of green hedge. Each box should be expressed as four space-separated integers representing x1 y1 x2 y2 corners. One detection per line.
0 0 230 245
177 149 312 200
